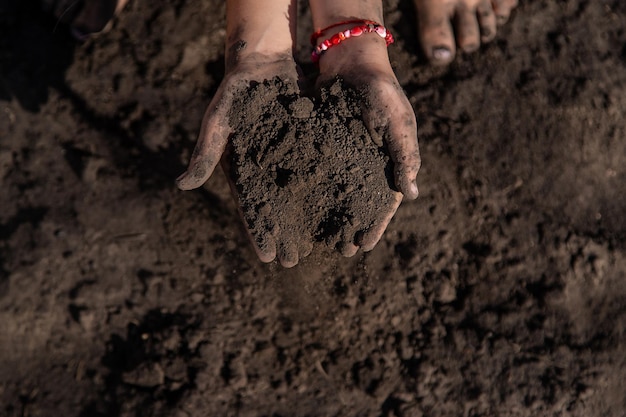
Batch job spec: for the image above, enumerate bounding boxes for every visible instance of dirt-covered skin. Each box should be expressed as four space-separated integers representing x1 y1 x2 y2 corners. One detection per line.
176 54 307 267
1 1 626 416
413 0 518 65
227 77 400 264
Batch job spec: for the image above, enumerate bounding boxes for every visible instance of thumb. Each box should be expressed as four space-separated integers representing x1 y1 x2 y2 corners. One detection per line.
362 97 420 200
176 92 232 190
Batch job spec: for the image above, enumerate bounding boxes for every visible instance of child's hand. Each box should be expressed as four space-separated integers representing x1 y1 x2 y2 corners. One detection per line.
316 36 421 253
177 55 306 266
176 54 298 191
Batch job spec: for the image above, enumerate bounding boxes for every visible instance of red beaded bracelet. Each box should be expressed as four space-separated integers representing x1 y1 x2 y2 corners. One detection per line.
310 19 373 46
310 20 394 64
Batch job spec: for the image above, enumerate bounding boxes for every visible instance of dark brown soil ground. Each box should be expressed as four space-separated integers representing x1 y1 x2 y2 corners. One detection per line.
1 0 626 416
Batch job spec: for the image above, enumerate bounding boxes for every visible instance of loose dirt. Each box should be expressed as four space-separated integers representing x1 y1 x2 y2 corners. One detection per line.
1 0 625 416
229 77 397 254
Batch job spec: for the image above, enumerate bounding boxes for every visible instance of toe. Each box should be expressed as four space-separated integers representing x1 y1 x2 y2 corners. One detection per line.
454 3 481 53
476 0 497 43
415 0 456 65
492 0 518 25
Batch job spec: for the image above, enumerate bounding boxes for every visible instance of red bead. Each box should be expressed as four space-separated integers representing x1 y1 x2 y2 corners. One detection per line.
310 21 394 65
350 26 363 37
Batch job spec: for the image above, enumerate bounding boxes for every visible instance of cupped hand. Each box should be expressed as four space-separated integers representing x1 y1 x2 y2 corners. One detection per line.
316 38 421 254
176 54 306 267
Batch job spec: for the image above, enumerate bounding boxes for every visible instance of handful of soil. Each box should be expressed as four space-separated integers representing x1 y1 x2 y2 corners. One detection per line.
227 77 398 254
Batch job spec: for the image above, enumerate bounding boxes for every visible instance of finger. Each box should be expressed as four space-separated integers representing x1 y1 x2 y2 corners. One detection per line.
385 109 421 200
361 89 421 200
454 3 481 53
357 193 402 251
252 231 277 264
231 186 278 265
492 0 518 25
176 95 232 190
242 214 279 264
299 238 314 260
415 0 456 65
176 125 229 190
476 0 497 43
278 239 299 268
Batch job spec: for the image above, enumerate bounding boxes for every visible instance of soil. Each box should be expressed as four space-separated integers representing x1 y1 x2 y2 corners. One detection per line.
228 77 397 255
1 0 626 416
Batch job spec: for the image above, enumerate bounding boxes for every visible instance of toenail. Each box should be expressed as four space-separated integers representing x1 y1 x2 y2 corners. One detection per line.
432 47 452 61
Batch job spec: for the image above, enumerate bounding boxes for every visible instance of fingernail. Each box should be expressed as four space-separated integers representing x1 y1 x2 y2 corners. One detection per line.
411 181 419 198
175 172 186 182
432 47 452 62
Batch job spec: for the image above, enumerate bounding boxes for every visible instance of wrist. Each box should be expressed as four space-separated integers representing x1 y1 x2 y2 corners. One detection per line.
314 26 393 75
309 1 384 29
225 35 293 72
225 0 295 70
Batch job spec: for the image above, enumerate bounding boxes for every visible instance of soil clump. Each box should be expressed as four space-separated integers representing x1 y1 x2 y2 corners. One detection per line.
229 77 397 252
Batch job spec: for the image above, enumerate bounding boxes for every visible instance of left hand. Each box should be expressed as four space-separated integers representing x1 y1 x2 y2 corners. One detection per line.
315 35 421 255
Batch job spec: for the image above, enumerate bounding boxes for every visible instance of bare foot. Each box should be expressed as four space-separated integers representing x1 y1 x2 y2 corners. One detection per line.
414 0 518 65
